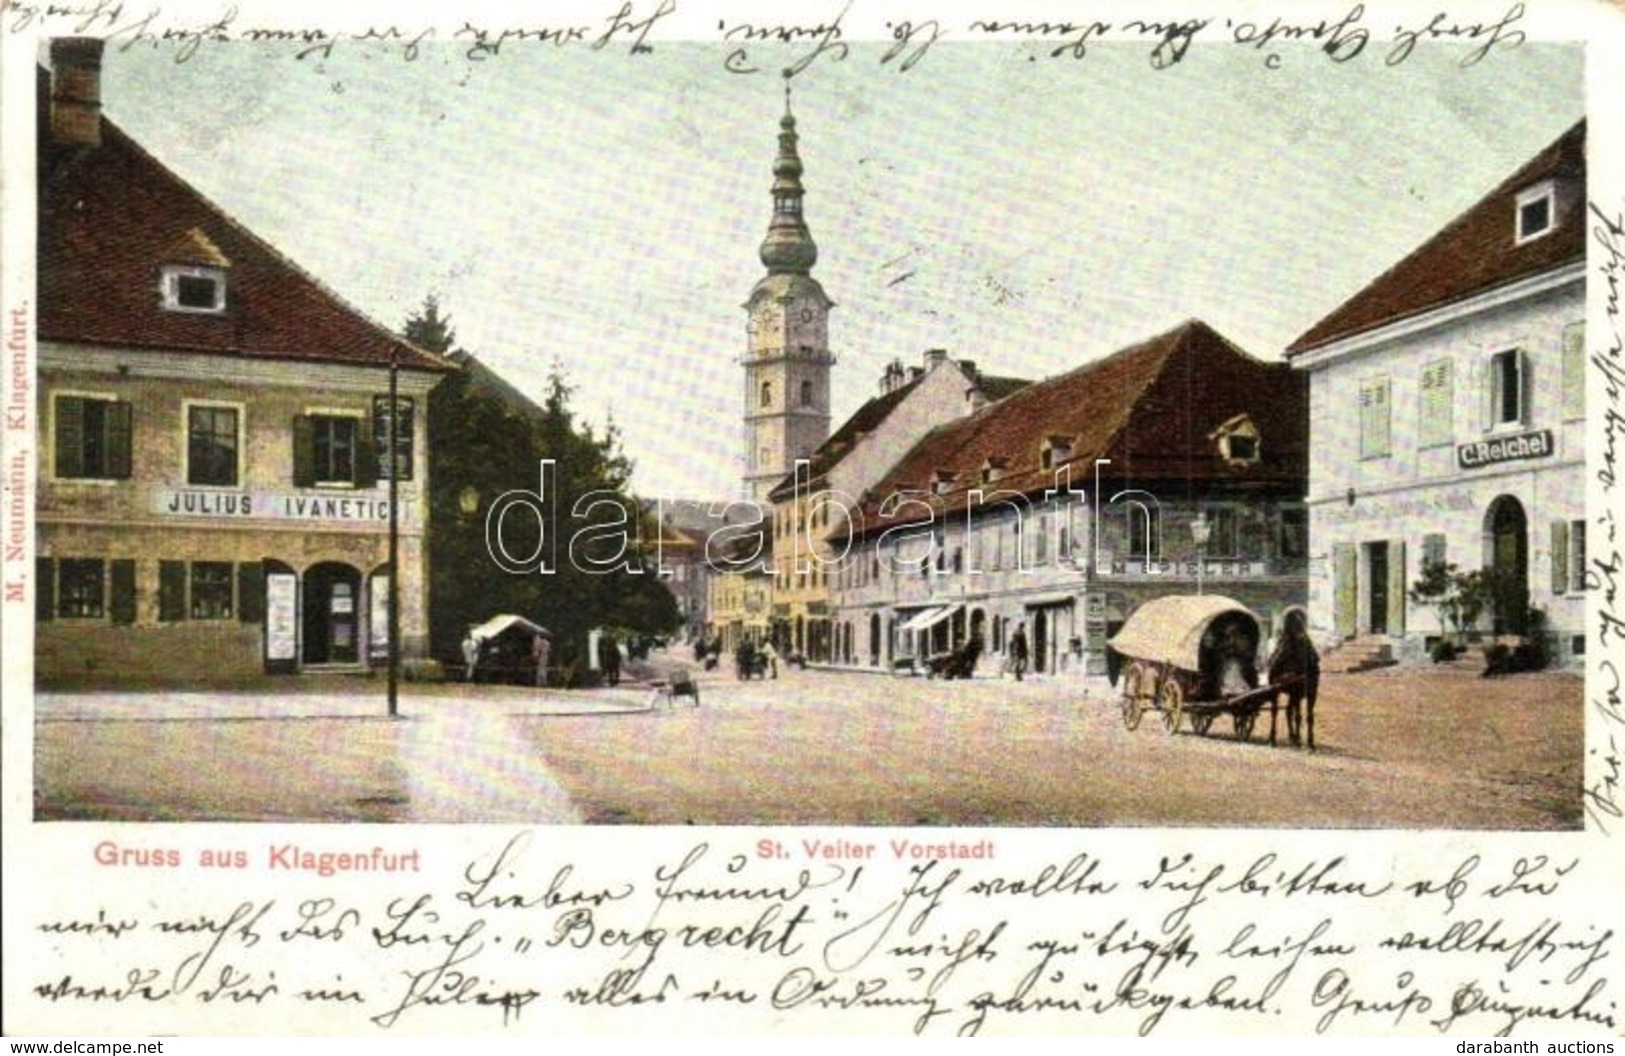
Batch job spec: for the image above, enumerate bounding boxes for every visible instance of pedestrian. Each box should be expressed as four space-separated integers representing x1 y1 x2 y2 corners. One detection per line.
600 632 622 687
531 633 551 688
461 627 482 683
1009 622 1029 682
761 639 780 679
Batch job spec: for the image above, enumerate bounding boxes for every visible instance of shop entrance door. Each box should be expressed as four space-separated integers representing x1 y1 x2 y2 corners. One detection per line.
302 562 361 665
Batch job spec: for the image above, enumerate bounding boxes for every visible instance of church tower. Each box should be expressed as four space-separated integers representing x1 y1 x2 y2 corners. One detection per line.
742 84 834 503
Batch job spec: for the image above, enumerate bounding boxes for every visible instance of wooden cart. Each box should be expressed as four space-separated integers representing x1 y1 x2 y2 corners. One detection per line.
1109 595 1301 742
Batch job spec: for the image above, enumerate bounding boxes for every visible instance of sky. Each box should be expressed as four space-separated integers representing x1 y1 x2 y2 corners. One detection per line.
88 27 1585 500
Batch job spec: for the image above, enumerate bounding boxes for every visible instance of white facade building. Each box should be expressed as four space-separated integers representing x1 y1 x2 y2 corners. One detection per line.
1289 122 1587 664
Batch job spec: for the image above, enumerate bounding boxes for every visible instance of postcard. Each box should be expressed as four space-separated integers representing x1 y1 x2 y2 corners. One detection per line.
1 0 1621 1038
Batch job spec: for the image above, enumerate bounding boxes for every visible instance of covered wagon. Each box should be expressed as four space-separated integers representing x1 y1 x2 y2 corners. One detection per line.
1108 594 1299 741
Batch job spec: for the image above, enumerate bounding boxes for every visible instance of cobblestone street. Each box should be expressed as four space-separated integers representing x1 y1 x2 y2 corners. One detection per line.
33 657 1584 829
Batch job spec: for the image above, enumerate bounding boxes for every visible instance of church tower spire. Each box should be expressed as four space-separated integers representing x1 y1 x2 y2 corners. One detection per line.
741 78 834 504
758 82 818 276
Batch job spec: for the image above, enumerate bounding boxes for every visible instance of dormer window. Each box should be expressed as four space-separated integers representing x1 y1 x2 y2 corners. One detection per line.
931 470 954 496
162 265 226 314
1210 413 1262 466
1515 181 1556 244
1039 434 1074 471
980 457 1007 485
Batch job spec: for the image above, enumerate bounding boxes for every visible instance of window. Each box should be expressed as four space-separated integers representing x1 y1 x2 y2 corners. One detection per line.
372 396 415 481
1223 435 1258 462
1280 508 1308 560
1204 507 1239 559
313 417 357 485
1422 532 1447 573
1359 377 1391 458
190 561 234 619
1040 436 1073 471
800 380 813 407
58 558 105 618
1515 181 1555 244
1563 322 1585 420
1418 360 1454 448
53 395 132 480
1487 349 1527 429
161 265 226 313
761 381 773 408
1123 504 1161 560
187 404 239 486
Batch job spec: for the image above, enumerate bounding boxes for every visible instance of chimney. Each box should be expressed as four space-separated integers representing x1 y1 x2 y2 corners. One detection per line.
50 37 104 149
923 348 948 371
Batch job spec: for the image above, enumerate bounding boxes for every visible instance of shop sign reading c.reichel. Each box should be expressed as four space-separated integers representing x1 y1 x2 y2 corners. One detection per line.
1456 428 1554 470
153 488 412 526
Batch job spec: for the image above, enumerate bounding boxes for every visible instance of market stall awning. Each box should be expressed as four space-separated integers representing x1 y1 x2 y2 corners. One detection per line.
898 603 963 634
469 614 550 642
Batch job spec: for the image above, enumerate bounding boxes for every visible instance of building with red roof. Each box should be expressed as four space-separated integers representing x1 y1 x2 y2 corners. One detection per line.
833 319 1308 677
35 39 449 682
1288 121 1586 666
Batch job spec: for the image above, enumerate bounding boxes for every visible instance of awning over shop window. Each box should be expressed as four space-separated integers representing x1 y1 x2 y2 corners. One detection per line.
898 603 963 634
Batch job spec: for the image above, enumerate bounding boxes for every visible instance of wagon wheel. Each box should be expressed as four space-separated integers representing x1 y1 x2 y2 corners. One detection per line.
1190 712 1214 736
1160 679 1184 735
1233 710 1257 741
1120 663 1146 731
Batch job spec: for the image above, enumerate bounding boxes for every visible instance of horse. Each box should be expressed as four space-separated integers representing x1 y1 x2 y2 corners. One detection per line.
1267 611 1320 750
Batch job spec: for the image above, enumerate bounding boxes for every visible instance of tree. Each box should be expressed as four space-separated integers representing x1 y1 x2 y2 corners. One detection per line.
415 299 679 677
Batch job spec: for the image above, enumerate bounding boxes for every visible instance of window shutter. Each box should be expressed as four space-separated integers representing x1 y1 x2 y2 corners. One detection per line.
105 402 133 480
1551 520 1569 595
55 397 84 478
238 562 265 623
1562 323 1586 419
1333 544 1357 638
1482 357 1496 431
158 560 187 622
356 416 379 489
292 416 316 487
35 558 54 621
110 559 136 625
1387 539 1407 636
1517 348 1532 425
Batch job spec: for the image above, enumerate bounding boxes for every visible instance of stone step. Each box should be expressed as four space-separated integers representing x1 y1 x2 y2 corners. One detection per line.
1321 636 1396 674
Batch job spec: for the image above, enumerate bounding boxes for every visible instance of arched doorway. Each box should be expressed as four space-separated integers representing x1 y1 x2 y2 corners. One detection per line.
1484 495 1529 635
303 561 361 665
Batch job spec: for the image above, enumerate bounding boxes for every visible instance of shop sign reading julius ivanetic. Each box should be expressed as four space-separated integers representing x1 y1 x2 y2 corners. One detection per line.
152 488 416 527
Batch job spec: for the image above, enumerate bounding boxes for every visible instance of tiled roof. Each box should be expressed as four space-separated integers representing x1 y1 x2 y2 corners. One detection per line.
1290 120 1585 354
38 73 446 373
766 363 1032 501
845 320 1306 540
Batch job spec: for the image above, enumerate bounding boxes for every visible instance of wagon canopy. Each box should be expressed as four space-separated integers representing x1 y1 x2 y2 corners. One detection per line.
1107 594 1261 672
468 614 550 642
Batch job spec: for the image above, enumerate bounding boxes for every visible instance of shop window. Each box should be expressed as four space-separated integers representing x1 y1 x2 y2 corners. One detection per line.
58 558 105 618
1123 503 1160 560
187 404 240 486
190 561 235 619
1359 377 1391 458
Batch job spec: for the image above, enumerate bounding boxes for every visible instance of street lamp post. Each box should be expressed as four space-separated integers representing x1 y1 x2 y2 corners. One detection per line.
387 350 400 720
1191 510 1211 597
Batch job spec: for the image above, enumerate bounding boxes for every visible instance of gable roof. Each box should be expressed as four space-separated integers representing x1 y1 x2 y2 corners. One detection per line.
844 320 1306 540
766 361 1032 502
1289 120 1585 355
37 68 446 373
